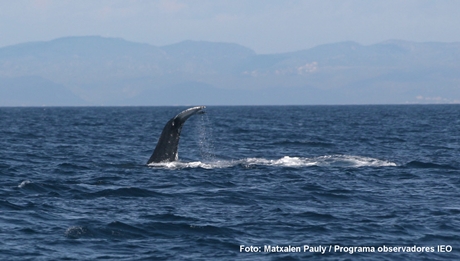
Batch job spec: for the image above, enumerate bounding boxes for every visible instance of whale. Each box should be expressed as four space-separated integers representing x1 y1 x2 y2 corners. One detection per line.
147 106 206 164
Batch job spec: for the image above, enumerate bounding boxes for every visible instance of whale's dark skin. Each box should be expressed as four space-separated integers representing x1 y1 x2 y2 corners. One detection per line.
147 106 205 164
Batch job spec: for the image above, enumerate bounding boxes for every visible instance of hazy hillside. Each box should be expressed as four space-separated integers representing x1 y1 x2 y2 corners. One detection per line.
0 36 459 105
0 76 85 106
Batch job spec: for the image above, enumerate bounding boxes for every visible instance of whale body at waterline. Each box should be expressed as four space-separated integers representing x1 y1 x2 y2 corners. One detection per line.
147 106 206 164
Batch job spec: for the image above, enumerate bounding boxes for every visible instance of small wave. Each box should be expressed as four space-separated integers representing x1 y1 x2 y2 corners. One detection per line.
272 140 335 148
57 162 91 170
106 221 147 238
64 222 145 239
17 180 49 193
18 180 31 188
404 161 458 170
0 200 27 210
0 163 9 169
65 226 90 239
88 187 163 198
148 155 397 169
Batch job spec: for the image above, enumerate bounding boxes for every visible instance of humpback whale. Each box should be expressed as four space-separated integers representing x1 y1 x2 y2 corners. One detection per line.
147 106 206 164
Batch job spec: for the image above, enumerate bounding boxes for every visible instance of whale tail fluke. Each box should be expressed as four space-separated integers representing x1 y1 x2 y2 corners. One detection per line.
147 106 206 164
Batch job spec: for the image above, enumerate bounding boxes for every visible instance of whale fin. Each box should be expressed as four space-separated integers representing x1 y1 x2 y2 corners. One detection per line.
147 106 206 164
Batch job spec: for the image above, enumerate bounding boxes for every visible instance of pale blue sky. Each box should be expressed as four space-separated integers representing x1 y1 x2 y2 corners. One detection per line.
1 0 460 54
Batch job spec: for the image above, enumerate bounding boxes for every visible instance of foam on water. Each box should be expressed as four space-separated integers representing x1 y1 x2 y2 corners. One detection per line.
148 155 397 169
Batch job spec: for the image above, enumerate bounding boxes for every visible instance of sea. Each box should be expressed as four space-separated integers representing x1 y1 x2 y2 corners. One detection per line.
0 105 459 261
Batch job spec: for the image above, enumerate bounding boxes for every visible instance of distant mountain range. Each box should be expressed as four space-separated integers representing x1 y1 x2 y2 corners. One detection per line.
0 36 459 106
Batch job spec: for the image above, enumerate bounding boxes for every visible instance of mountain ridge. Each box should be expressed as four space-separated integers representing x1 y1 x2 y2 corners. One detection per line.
0 36 459 106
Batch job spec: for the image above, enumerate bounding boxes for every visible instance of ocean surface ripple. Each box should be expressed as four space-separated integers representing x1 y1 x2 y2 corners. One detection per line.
1 105 459 260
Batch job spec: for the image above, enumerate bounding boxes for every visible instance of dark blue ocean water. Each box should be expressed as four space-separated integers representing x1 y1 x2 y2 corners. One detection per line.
1 105 459 260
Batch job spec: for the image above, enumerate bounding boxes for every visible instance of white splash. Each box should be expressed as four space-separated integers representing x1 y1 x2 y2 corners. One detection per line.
18 180 31 188
148 155 397 170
